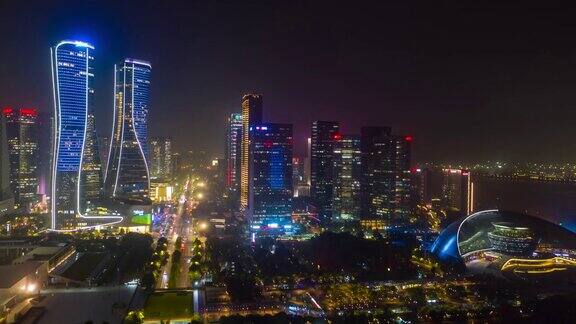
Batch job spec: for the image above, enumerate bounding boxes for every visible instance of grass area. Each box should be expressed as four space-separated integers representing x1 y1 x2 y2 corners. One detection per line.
144 291 193 319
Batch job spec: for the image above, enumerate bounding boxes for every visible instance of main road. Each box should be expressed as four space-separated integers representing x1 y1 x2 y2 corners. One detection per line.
156 177 199 289
156 178 191 289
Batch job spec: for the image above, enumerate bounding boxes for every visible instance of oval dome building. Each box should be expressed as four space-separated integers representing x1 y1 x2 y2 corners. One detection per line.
431 210 576 278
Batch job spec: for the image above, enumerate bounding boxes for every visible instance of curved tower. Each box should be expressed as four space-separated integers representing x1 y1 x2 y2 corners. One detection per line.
104 59 151 202
50 40 121 230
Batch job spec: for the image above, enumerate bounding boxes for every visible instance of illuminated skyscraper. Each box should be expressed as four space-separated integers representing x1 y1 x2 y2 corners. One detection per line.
442 168 472 215
104 59 152 202
292 156 309 197
51 40 122 230
311 121 339 224
360 127 393 226
249 124 293 233
360 127 413 228
392 135 412 220
225 113 242 203
98 136 110 173
412 167 473 215
332 135 361 222
150 138 161 177
2 108 39 207
171 152 181 177
2 108 39 209
82 111 102 203
240 94 263 210
0 112 14 215
304 137 311 186
164 138 172 177
150 137 172 179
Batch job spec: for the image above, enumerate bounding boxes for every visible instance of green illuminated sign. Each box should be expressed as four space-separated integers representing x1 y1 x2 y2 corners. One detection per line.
131 214 152 225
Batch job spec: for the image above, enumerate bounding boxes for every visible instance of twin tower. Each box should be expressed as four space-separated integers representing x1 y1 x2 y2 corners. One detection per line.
50 40 151 230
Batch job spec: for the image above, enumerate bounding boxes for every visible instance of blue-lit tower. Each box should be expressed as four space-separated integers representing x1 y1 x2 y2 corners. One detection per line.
249 123 293 234
50 40 122 230
104 59 151 202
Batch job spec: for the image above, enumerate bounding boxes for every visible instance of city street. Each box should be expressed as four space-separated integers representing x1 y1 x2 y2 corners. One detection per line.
155 177 200 289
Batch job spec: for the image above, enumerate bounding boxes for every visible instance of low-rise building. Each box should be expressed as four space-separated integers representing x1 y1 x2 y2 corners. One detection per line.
0 261 48 322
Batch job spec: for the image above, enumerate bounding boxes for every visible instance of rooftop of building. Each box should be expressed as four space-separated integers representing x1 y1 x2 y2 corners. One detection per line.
12 244 71 264
0 261 44 289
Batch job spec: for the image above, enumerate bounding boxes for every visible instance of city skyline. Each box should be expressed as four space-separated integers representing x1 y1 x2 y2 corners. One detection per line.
3 2 576 323
5 1 576 162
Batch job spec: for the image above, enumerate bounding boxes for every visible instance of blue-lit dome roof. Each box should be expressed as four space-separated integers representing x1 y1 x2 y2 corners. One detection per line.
430 210 576 265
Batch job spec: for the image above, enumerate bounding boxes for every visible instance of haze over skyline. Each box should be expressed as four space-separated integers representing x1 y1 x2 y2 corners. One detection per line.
2 1 576 162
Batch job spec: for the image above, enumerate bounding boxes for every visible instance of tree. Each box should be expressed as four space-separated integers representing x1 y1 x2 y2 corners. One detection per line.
172 250 182 264
157 237 168 250
124 310 144 324
141 271 155 290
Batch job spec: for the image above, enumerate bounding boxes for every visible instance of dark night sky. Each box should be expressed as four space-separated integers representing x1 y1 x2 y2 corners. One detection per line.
2 1 576 162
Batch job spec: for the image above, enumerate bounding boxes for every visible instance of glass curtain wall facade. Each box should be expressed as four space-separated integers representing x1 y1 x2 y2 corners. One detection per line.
225 113 242 202
51 40 122 230
311 121 340 224
0 112 12 205
240 94 263 211
360 128 413 228
392 135 412 221
3 108 39 209
250 124 293 233
332 135 361 222
104 59 151 202
360 127 394 225
82 111 103 205
150 137 172 179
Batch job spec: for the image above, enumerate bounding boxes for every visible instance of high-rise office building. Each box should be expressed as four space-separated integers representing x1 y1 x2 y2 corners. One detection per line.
150 138 161 177
360 127 413 228
304 137 311 186
104 59 152 201
51 40 122 230
37 111 52 198
292 156 310 197
2 108 39 209
249 124 293 233
412 167 472 216
0 112 14 216
150 137 172 179
360 127 393 227
82 111 102 204
394 135 413 220
164 138 172 177
98 136 110 174
332 135 361 222
240 94 263 210
392 135 412 220
171 152 181 177
225 113 243 202
442 168 473 215
310 121 339 224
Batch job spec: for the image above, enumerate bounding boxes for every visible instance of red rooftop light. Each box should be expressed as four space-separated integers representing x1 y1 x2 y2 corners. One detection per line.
404 136 413 142
2 107 13 115
20 108 38 117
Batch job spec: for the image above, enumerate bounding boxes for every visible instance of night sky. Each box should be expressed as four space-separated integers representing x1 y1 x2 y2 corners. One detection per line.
2 1 576 162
